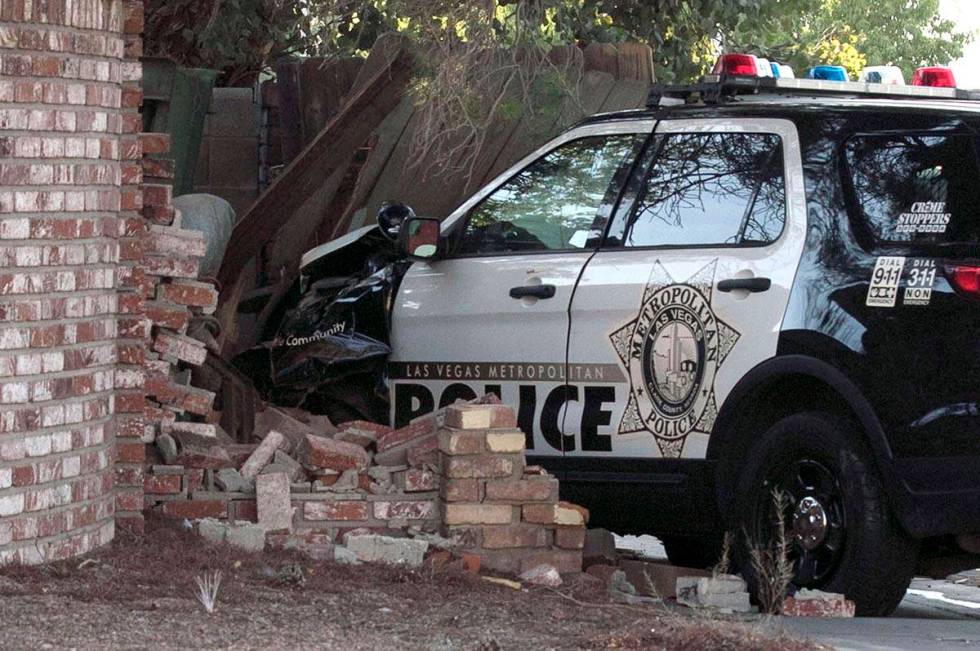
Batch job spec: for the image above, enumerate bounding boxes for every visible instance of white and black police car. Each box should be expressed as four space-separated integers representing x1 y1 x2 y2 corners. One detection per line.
296 57 980 615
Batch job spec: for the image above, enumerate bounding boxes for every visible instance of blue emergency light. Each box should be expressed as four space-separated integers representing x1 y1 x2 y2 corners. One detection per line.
805 65 848 81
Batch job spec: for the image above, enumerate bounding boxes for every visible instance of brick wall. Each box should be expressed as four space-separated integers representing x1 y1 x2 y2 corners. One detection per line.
0 0 127 562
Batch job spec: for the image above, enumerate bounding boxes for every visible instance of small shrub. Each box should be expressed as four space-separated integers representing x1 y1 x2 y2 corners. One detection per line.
194 569 223 614
747 489 795 614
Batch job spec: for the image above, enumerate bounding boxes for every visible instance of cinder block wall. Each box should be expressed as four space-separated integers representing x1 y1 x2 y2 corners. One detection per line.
0 0 129 562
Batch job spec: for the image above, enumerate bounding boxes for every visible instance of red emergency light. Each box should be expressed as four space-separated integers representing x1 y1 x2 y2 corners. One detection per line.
712 54 760 77
911 66 957 88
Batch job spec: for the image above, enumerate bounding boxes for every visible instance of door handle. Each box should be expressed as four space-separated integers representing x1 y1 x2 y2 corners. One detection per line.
509 284 556 299
717 277 772 293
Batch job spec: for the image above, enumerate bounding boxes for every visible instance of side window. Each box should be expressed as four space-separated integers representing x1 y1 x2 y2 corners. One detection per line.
456 134 643 256
608 132 786 248
845 134 980 250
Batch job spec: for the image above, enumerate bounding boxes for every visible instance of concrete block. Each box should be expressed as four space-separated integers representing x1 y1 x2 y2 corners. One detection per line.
343 534 428 567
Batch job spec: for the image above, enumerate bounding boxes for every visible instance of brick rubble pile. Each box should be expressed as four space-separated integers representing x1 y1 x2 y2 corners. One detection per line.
143 398 588 573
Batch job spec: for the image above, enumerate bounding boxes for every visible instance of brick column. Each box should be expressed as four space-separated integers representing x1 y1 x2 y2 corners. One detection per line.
438 404 586 575
0 0 126 562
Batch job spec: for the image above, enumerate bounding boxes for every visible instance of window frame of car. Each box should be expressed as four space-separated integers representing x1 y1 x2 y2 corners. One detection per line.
599 118 798 253
438 119 657 260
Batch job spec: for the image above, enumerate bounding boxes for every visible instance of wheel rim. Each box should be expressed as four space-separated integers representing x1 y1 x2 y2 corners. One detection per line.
758 458 847 587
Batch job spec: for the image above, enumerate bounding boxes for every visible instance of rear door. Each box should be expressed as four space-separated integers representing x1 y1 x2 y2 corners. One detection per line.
564 118 807 462
389 121 651 462
842 129 980 463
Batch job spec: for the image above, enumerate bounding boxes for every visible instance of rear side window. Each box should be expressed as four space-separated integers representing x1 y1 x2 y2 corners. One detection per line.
607 132 786 248
846 134 980 251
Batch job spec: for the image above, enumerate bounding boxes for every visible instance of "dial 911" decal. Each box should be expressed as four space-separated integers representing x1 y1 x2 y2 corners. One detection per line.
866 256 938 308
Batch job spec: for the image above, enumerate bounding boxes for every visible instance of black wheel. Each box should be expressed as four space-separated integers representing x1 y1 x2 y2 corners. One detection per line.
733 411 919 616
661 534 723 570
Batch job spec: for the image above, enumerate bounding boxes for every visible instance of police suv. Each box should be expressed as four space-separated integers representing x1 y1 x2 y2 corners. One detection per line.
303 59 980 615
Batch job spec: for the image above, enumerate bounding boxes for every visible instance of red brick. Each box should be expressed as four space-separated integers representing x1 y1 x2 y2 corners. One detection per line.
160 500 226 520
186 468 205 492
481 524 551 549
445 455 516 479
230 500 258 522
176 441 232 470
303 500 368 521
440 479 481 503
484 478 557 503
300 434 370 472
152 330 207 365
144 473 182 495
138 133 170 155
781 596 856 617
377 418 436 452
143 301 189 331
116 441 145 464
555 526 586 549
373 500 434 521
157 281 217 309
406 436 438 467
404 468 436 492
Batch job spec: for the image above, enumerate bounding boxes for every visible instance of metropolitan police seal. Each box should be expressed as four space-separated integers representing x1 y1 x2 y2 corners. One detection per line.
609 260 740 458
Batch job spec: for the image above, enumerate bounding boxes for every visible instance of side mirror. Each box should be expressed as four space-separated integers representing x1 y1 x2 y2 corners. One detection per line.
377 201 415 240
398 217 442 261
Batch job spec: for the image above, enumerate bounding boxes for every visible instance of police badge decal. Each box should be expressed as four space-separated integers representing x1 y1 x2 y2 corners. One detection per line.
609 260 740 458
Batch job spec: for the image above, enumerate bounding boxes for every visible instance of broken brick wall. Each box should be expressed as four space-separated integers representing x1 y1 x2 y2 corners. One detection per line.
115 0 221 534
0 0 127 562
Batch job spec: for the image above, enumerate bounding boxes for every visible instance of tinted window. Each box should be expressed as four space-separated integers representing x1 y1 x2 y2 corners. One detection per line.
610 133 785 248
846 134 980 250
457 134 642 255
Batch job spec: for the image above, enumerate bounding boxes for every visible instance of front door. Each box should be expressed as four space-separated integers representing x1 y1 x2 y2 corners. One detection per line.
564 118 807 463
389 121 651 462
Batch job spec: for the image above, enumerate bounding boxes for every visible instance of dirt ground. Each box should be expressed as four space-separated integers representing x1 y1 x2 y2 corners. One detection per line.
0 518 819 650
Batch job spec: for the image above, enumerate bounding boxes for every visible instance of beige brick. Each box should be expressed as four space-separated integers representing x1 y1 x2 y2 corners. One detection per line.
485 431 526 453
442 503 513 525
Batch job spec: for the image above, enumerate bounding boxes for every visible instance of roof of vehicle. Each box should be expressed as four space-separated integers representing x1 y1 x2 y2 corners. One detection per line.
579 76 980 126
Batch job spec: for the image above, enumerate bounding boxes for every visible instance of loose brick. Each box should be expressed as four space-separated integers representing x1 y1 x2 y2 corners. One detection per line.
377 417 436 452
300 434 370 472
240 431 286 480
157 280 218 309
256 472 292 533
152 331 206 366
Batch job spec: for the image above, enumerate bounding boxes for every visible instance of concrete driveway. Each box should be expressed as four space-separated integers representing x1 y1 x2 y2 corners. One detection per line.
615 534 980 650
778 578 980 650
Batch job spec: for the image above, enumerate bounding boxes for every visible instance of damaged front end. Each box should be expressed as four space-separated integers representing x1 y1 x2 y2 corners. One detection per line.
234 204 420 425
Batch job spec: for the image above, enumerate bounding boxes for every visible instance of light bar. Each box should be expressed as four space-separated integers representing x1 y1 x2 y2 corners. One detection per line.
650 74 976 105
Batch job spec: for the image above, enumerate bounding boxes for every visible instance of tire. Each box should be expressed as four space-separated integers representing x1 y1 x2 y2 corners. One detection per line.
661 534 723 570
732 411 919 616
